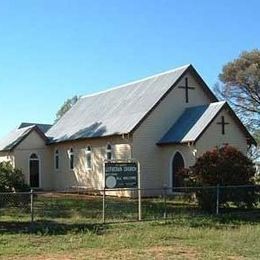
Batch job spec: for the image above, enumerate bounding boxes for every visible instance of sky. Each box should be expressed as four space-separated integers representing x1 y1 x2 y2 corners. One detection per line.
0 0 259 137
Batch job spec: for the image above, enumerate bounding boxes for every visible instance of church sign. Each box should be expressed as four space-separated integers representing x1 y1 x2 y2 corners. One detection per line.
104 161 138 189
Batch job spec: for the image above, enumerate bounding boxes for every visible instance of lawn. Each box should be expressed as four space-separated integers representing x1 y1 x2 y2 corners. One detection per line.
0 217 260 259
0 193 259 259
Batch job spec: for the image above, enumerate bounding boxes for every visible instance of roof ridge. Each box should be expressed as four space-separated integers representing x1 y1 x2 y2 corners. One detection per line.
208 101 226 106
17 125 34 131
184 101 226 110
81 64 191 99
19 122 52 129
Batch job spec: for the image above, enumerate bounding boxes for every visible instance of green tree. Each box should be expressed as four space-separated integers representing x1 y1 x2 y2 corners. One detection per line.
216 49 260 131
55 95 79 123
215 49 260 160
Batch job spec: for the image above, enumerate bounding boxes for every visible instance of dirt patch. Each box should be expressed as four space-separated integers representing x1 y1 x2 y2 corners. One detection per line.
37 192 102 200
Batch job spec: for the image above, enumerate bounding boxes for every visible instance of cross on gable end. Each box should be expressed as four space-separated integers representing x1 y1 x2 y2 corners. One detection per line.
178 77 195 103
217 115 229 135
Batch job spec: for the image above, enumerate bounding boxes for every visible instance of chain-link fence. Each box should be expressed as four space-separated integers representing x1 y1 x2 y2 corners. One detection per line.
0 185 259 227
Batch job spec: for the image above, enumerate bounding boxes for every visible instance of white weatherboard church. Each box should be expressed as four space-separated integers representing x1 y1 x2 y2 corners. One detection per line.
0 65 256 195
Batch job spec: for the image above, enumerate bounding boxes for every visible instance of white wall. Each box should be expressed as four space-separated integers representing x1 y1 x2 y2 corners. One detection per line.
195 108 248 155
50 135 132 190
14 130 53 189
132 71 211 190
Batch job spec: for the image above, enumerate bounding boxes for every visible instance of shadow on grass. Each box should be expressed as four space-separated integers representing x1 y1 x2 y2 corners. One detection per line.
158 210 260 230
0 193 259 234
0 220 107 235
0 209 259 235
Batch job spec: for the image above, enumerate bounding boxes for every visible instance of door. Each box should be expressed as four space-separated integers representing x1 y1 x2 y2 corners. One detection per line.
172 152 184 188
29 154 40 188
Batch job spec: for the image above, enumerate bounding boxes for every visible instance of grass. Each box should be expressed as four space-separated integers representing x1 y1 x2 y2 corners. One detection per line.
0 218 260 259
0 193 260 259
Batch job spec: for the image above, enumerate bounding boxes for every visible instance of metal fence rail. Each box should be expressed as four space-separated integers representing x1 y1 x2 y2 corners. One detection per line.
0 185 259 226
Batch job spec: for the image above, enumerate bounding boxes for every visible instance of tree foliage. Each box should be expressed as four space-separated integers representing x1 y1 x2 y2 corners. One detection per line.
0 161 29 192
55 95 79 123
216 49 260 131
180 146 257 211
190 146 255 186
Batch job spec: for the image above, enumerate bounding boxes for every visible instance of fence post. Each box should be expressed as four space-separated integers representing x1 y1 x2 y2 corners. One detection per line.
137 161 142 221
30 189 34 224
102 188 105 224
163 184 167 219
138 187 142 221
216 184 220 215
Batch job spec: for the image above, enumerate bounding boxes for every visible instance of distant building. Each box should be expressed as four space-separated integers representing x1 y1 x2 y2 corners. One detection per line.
0 65 256 195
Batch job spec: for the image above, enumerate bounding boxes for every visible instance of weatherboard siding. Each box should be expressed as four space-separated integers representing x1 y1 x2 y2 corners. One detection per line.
14 130 53 189
132 71 211 190
51 136 132 190
196 109 248 155
159 144 197 186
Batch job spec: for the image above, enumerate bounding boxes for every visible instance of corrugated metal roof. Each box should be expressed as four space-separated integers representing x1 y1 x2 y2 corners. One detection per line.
18 123 52 133
158 101 226 144
0 123 51 151
46 64 190 143
0 125 34 151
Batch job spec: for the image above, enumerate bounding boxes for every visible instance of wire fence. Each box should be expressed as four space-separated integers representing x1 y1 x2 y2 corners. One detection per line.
0 185 259 227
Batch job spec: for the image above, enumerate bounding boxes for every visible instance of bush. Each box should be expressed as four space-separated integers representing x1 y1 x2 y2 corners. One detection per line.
181 146 257 212
0 161 30 207
0 161 30 192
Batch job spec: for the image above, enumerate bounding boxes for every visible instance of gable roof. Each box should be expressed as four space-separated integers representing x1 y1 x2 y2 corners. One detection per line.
18 123 52 133
158 102 226 144
158 101 256 145
46 64 217 143
0 123 51 152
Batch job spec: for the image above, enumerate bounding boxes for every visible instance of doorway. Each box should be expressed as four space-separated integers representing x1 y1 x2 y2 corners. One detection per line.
29 153 40 188
171 152 185 188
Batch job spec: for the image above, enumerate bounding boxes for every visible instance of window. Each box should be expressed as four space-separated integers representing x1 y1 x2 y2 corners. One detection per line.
30 153 38 159
68 148 74 170
85 146 92 170
106 144 112 160
54 149 60 170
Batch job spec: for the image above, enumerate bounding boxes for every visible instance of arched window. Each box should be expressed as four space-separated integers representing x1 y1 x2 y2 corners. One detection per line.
106 144 112 160
54 149 60 170
30 153 38 159
172 152 185 188
85 146 92 169
68 148 74 170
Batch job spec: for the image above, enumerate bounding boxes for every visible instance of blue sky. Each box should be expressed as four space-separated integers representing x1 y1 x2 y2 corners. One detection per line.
0 0 259 137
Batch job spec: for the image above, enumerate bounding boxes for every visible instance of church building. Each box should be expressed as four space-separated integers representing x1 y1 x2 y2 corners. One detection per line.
0 64 256 194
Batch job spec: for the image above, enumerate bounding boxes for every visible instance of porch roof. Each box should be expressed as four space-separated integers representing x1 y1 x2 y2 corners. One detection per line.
158 101 226 144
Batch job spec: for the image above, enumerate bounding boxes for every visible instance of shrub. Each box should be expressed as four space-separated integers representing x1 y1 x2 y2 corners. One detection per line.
181 146 257 212
0 161 29 192
0 161 30 207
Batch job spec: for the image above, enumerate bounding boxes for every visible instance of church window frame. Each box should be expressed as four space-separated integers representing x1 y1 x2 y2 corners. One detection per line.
106 143 113 160
68 148 74 170
85 145 92 170
54 149 60 170
169 150 186 190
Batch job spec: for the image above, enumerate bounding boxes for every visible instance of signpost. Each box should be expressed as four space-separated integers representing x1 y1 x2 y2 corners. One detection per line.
103 160 141 221
105 162 138 189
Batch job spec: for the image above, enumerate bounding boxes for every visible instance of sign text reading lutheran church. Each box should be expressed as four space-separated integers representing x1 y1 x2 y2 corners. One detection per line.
105 162 138 189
